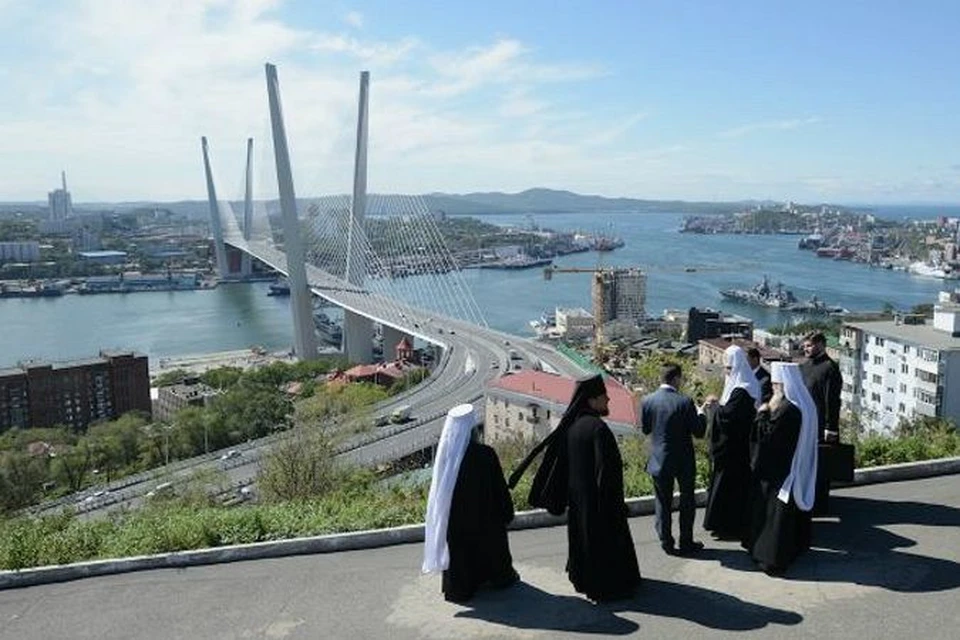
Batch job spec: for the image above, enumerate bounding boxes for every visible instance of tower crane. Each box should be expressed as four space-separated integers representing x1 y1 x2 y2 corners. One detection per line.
543 263 609 362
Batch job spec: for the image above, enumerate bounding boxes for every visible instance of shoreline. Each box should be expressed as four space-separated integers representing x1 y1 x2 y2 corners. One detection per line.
149 348 297 378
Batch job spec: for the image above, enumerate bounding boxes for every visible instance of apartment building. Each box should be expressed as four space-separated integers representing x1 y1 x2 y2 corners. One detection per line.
839 289 960 433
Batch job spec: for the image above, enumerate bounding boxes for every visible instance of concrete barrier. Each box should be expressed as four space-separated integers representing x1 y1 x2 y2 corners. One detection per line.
2 455 958 591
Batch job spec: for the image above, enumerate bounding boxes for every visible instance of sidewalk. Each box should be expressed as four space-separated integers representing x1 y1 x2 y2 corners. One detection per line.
1 476 958 639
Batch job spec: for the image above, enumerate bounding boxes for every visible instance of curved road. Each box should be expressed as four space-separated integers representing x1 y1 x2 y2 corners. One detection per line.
34 239 587 517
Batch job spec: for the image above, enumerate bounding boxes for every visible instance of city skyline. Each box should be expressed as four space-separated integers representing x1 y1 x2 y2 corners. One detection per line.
1 0 959 204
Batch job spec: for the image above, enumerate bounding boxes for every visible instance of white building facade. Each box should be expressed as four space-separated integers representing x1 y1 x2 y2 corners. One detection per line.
555 307 594 340
839 289 960 433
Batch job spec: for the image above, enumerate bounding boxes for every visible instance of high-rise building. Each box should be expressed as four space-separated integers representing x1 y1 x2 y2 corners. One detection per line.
47 171 73 222
839 289 960 433
0 351 151 433
592 268 646 325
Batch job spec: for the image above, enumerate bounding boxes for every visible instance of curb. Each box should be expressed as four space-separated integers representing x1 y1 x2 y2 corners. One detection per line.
2 455 958 591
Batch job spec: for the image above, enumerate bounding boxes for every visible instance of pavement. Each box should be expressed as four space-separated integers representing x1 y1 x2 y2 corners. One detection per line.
2 475 958 639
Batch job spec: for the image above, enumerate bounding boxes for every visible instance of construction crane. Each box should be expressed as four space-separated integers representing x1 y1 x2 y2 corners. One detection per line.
543 263 609 362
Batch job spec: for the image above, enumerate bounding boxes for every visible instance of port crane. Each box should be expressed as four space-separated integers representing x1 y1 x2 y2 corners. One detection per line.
543 262 611 362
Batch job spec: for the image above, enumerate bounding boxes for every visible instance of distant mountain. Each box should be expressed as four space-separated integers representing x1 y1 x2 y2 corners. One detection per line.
0 188 753 219
424 188 747 216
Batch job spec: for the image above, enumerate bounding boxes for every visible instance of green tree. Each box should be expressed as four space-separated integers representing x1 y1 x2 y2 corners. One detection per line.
0 451 46 511
154 369 191 387
200 366 244 390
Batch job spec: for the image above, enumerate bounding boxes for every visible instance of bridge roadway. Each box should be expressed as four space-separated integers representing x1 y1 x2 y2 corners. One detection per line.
38 239 587 517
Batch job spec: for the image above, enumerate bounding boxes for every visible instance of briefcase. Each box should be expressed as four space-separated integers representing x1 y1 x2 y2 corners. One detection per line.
819 442 855 482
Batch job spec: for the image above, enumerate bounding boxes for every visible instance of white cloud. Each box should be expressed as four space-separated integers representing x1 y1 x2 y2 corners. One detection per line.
344 11 363 29
311 34 420 65
717 117 822 139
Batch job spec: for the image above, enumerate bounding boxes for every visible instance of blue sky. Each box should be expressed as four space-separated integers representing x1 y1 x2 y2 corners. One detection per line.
0 0 958 204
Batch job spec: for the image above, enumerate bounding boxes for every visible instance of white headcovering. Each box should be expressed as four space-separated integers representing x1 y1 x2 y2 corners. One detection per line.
422 404 476 574
720 345 762 408
771 362 819 512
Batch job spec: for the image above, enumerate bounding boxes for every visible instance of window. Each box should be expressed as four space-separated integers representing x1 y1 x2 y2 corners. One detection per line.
899 403 906 413
518 411 522 421
904 346 911 355
872 374 882 384
875 337 885 347
901 363 909 374
916 369 938 384
899 383 907 393
873 356 883 365
871 392 881 402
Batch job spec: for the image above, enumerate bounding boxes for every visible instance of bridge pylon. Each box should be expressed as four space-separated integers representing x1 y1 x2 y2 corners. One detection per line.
240 137 253 277
201 137 229 279
343 70 375 363
265 63 319 360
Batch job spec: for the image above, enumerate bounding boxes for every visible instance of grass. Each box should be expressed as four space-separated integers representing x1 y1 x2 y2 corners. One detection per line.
2 426 958 572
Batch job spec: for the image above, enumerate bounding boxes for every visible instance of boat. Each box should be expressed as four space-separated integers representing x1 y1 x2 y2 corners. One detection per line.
720 276 798 309
313 311 343 346
0 282 64 298
478 255 553 270
798 234 823 250
908 261 960 280
720 277 848 315
267 279 290 296
593 236 625 252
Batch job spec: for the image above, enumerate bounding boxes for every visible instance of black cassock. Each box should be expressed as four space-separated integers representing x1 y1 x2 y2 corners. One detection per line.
704 387 756 538
565 412 642 602
747 401 807 571
442 441 518 602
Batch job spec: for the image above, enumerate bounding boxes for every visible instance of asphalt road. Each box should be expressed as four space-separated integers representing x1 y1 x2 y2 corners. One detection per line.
3 476 958 639
38 239 587 517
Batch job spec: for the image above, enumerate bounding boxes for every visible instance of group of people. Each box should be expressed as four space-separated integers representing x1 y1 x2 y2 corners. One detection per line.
421 332 842 603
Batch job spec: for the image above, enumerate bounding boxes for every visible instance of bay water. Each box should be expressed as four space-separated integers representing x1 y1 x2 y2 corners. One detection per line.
0 212 949 365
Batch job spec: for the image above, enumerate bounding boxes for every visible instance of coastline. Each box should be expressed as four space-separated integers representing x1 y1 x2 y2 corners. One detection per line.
150 348 297 378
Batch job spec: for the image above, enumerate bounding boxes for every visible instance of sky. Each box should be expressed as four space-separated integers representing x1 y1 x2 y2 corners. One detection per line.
1 0 959 204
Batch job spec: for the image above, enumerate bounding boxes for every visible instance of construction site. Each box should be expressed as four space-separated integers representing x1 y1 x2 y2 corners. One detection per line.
536 265 648 360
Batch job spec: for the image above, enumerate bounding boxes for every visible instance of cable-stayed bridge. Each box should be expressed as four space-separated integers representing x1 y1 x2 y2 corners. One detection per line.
25 65 589 519
199 64 587 471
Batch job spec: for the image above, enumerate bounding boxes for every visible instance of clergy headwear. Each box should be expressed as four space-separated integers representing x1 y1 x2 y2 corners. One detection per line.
771 362 819 511
720 345 762 408
422 404 477 574
506 374 607 514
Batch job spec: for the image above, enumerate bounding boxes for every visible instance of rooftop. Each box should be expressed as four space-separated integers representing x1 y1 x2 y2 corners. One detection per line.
698 338 788 361
845 320 960 351
488 370 637 427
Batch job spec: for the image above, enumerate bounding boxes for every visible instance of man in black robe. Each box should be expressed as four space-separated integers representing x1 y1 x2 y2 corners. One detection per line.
509 375 641 603
442 428 519 602
703 345 760 540
747 347 773 403
799 332 842 515
747 362 818 575
423 405 518 603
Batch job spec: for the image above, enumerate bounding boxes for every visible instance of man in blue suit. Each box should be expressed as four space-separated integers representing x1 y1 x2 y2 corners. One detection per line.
640 364 707 556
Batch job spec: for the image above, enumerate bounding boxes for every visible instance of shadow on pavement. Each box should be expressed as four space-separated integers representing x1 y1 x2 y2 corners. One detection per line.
702 495 960 593
612 579 802 631
455 578 802 633
455 581 638 635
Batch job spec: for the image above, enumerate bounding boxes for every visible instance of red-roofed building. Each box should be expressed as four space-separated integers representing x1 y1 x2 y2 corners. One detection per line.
344 360 420 387
485 370 637 442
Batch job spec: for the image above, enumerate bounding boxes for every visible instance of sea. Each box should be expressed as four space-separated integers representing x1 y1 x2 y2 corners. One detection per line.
0 211 954 366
